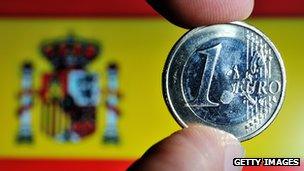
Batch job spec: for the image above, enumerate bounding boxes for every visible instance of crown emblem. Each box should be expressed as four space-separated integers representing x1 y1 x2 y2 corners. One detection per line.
41 34 100 70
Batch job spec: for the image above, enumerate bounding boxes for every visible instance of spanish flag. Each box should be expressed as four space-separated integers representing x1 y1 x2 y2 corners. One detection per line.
0 0 303 170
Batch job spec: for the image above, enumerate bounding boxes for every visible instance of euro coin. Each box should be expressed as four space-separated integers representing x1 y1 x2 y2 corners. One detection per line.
162 22 286 141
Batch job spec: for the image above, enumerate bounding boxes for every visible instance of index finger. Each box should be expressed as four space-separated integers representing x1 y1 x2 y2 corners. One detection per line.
147 0 254 28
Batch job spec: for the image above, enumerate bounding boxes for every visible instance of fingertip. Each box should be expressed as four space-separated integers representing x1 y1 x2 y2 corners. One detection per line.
169 125 245 170
129 125 244 171
147 0 254 28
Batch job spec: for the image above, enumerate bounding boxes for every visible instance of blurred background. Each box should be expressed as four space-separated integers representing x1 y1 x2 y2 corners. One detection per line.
0 0 303 170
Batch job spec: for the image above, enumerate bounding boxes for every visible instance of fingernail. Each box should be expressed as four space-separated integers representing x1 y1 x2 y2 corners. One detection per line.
224 136 244 171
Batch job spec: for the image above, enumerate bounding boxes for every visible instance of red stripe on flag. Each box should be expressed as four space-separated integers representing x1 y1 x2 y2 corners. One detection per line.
0 0 157 17
0 0 303 17
0 158 303 171
0 158 134 171
253 0 304 17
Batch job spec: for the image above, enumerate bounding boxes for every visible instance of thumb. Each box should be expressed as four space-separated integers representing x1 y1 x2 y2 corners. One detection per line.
128 125 244 171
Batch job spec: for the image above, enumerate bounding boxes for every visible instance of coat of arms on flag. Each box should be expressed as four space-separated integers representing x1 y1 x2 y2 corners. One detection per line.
16 34 122 144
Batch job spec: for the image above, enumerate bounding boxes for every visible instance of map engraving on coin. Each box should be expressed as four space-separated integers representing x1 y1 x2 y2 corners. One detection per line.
163 22 286 141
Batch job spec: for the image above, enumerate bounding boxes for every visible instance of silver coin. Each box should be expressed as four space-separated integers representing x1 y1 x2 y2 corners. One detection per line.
163 22 286 141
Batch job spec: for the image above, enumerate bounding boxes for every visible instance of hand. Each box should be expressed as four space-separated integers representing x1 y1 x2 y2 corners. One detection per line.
128 0 254 170
147 0 254 28
128 125 244 171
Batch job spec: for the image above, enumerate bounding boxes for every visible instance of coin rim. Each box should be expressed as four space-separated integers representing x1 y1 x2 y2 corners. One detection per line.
162 21 286 142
